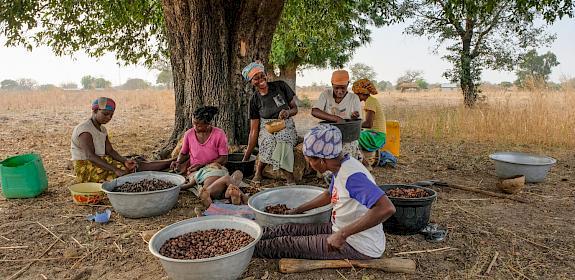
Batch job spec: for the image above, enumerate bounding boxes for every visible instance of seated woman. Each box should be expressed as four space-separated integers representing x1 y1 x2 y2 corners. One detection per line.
254 124 396 259
172 106 247 207
241 62 298 185
311 70 363 161
71 97 172 183
352 79 387 169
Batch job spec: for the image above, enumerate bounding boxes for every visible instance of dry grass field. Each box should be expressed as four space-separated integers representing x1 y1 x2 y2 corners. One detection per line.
1 88 574 279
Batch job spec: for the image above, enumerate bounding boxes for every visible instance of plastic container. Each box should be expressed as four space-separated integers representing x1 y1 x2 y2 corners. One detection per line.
380 184 436 235
248 185 332 227
0 153 48 198
101 171 185 218
148 215 262 280
489 152 556 183
225 153 256 178
68 183 105 205
382 120 400 157
320 119 362 143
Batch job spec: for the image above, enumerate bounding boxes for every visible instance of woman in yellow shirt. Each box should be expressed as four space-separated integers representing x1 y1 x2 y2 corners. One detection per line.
352 79 387 169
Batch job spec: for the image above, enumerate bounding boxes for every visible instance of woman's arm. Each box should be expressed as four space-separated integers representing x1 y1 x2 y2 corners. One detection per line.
327 195 396 249
79 133 125 176
289 191 331 214
311 108 344 123
105 136 127 164
243 119 260 161
279 98 298 119
361 110 375 128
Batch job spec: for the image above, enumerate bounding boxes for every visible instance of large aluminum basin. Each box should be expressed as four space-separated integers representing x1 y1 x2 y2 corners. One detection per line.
489 152 556 183
248 185 332 227
148 215 262 280
101 171 185 218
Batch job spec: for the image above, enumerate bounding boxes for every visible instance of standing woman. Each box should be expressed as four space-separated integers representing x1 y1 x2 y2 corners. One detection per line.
241 62 298 185
352 79 387 169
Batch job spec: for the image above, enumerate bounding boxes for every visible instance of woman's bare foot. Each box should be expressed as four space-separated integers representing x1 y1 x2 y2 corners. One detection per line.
225 184 242 205
198 187 212 208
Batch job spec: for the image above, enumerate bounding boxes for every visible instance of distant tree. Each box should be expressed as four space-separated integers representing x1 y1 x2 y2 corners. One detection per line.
38 84 59 91
499 81 513 89
156 70 173 89
399 0 571 106
122 78 150 90
515 50 559 87
94 78 112 89
396 70 423 86
415 78 429 89
376 80 392 91
1 79 18 90
60 82 78 89
17 78 37 90
81 75 96 90
349 63 377 82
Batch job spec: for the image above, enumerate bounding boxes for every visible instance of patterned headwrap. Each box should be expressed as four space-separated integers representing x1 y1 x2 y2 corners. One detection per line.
91 97 116 111
303 124 343 159
242 62 265 81
352 79 379 95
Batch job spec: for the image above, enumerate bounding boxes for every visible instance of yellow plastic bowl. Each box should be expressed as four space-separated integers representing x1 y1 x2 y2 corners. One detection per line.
68 183 104 205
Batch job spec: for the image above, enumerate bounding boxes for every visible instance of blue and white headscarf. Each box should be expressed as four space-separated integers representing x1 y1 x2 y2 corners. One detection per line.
242 62 265 81
303 124 343 159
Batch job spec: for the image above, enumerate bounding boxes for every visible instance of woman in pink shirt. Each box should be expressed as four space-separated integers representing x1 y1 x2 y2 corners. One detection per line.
173 106 247 207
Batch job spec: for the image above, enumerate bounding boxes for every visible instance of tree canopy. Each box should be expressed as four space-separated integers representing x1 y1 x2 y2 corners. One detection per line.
349 63 378 81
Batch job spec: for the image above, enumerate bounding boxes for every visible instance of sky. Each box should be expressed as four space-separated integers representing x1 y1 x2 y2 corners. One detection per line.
0 18 573 87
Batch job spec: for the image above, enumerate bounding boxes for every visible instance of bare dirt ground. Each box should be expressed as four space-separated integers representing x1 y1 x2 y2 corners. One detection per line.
1 90 574 279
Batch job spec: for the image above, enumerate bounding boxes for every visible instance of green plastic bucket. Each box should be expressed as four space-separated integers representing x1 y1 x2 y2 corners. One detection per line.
0 153 48 198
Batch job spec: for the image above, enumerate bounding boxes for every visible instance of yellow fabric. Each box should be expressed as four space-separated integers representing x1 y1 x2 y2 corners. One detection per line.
73 156 126 183
364 96 386 134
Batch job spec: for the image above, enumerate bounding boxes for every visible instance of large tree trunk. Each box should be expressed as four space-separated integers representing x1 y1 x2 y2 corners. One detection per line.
158 0 285 158
278 63 298 91
460 40 477 107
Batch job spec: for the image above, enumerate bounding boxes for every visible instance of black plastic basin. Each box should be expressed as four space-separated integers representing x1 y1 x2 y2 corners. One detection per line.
226 153 256 178
319 119 362 143
380 184 437 235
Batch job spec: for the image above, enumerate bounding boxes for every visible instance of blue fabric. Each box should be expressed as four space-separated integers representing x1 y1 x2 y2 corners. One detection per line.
377 151 397 167
303 124 343 159
345 173 385 208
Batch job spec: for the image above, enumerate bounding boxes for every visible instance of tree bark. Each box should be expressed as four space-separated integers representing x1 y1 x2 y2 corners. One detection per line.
158 0 285 158
460 37 477 107
278 63 298 91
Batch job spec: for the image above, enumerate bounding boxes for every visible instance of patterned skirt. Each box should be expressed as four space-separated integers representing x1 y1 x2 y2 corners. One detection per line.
258 118 298 172
73 156 126 183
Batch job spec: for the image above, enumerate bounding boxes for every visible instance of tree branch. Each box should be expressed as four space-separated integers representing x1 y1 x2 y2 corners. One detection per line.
435 0 465 36
471 1 510 57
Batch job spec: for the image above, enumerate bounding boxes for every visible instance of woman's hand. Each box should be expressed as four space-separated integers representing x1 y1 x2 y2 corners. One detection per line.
187 164 203 174
287 207 303 215
351 111 360 119
114 168 128 177
279 109 290 119
327 231 347 251
334 116 345 123
170 160 179 171
124 160 138 172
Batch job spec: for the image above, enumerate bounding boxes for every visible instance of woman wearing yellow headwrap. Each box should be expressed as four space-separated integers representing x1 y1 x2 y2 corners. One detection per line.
352 79 387 169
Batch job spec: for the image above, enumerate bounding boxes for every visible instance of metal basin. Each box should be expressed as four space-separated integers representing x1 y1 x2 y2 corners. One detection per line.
148 215 262 280
489 152 556 183
248 185 332 227
320 119 362 143
101 171 185 218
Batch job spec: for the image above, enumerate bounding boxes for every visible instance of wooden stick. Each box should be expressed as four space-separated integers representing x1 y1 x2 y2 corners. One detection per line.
444 183 528 203
0 246 28 249
71 237 85 248
394 247 457 256
40 274 47 280
484 251 499 275
279 258 416 274
336 270 348 280
505 263 532 280
7 239 58 280
0 256 83 262
36 222 65 243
